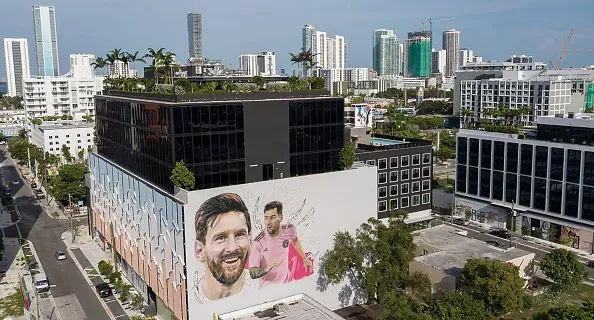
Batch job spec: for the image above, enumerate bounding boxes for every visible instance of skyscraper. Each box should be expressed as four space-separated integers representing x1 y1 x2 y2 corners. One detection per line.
187 13 202 60
406 31 431 78
443 29 460 77
301 25 346 76
33 5 59 76
3 38 31 96
372 29 399 76
431 49 446 74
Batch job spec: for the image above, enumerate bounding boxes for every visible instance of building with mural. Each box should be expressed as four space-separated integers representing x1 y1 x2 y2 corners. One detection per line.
88 91 379 319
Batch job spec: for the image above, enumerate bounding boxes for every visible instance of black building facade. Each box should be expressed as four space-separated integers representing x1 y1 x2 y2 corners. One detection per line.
95 91 344 192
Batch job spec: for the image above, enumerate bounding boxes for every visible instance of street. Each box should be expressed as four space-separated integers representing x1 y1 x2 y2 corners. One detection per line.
0 146 110 320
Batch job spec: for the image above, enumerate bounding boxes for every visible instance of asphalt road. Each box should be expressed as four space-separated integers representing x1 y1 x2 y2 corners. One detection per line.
0 146 109 320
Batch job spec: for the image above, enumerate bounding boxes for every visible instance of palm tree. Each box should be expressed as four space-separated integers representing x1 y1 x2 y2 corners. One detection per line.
301 48 318 75
125 51 146 77
159 51 177 84
289 51 305 77
146 47 165 84
459 108 473 128
90 57 106 70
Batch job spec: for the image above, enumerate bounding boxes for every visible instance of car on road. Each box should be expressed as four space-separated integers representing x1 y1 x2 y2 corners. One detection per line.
453 218 468 226
34 272 50 293
55 251 67 260
486 240 501 247
11 179 19 185
490 229 512 239
95 283 113 298
5 190 12 200
587 261 594 268
34 189 45 199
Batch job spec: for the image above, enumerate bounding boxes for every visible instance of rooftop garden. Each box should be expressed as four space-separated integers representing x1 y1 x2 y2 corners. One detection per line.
461 104 532 134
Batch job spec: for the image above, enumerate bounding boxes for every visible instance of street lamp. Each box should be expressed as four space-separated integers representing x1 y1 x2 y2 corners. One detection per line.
510 200 516 248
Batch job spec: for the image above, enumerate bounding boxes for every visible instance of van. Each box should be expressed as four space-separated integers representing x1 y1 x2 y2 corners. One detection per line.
33 272 49 292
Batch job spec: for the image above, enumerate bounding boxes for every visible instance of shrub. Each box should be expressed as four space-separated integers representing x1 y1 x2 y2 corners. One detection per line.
113 278 124 293
130 293 145 312
51 212 60 218
533 228 543 239
521 226 530 236
109 271 121 284
98 261 113 277
522 295 534 310
120 284 131 302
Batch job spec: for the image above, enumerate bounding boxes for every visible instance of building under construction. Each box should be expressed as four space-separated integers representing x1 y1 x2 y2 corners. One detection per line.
407 31 432 78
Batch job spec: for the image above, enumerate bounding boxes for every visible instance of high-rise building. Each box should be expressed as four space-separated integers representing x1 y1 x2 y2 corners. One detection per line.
33 5 59 76
399 43 405 76
239 54 258 76
239 52 276 76
443 29 460 77
69 54 94 78
301 25 346 76
187 13 202 60
459 48 474 67
3 38 31 97
372 29 399 76
431 49 446 74
406 31 431 78
108 60 137 78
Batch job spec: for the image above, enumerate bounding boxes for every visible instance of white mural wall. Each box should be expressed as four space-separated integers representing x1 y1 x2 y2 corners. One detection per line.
184 166 377 318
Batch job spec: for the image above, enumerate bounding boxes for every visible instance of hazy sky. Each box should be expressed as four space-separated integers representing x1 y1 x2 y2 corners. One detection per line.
1 0 593 77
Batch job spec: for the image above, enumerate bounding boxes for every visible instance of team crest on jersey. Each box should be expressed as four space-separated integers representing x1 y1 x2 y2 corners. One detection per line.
282 240 289 248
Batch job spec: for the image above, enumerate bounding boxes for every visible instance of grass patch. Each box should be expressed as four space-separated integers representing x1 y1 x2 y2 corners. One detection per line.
51 211 60 218
499 284 594 319
88 268 98 275
0 287 25 318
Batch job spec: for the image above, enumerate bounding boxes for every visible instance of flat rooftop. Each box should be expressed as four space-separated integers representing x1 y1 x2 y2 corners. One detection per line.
37 122 94 131
356 134 432 152
217 294 343 320
413 225 532 278
371 137 405 146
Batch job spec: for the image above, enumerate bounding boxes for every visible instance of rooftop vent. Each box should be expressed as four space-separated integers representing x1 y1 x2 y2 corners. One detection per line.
273 303 289 315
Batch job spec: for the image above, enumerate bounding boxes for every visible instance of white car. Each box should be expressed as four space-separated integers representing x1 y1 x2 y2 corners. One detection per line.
55 251 67 260
12 179 19 185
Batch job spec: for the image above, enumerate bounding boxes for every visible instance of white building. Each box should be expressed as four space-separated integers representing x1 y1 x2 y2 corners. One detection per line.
459 49 474 67
398 43 405 76
442 29 460 77
30 122 94 162
108 60 137 78
238 54 259 76
302 25 346 76
0 110 27 124
3 38 31 97
431 49 446 75
69 54 94 78
33 5 60 77
317 67 369 94
238 52 276 76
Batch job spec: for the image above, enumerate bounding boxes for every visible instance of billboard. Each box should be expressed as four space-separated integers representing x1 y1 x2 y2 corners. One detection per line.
184 166 377 317
354 104 373 128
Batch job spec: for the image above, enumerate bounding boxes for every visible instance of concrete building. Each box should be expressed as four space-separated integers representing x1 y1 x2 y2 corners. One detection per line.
459 48 474 67
317 67 369 94
411 225 534 293
108 60 137 78
33 5 60 76
431 49 446 75
442 29 460 77
239 52 276 76
0 110 27 124
399 43 405 76
239 54 259 76
406 31 431 78
3 38 31 97
69 54 94 78
455 115 594 254
30 122 94 162
372 29 399 76
187 13 202 60
302 25 346 76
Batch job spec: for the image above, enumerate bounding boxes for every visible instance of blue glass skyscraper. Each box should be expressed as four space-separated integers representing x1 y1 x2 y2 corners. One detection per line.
33 5 59 76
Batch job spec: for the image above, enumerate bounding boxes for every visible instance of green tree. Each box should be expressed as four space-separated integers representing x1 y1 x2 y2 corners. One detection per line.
531 304 591 320
349 96 364 104
423 292 490 320
47 163 88 203
540 248 587 292
174 78 192 92
458 258 525 314
0 132 5 142
61 144 73 163
338 142 357 169
31 118 43 126
323 211 417 307
252 76 265 89
130 293 146 312
170 161 195 190
78 149 85 162
435 147 454 164
307 77 325 89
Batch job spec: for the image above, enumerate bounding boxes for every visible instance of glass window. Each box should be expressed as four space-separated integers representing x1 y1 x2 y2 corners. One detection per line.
379 172 387 184
390 185 398 196
422 167 430 178
585 152 594 186
535 146 548 178
505 173 517 203
401 197 409 208
401 169 409 181
548 181 562 214
583 187 594 221
520 144 533 175
533 178 547 210
481 140 492 168
492 171 504 201
412 181 420 193
480 169 490 198
390 157 398 168
457 137 467 165
401 156 410 167
422 193 430 204
469 138 479 166
422 153 431 164
493 141 505 171
468 167 478 196
566 150 581 183
367 160 375 166
456 165 466 193
401 183 409 194
378 158 387 170
507 143 518 173
412 168 420 179
519 176 531 207
390 199 398 210
565 183 579 218
422 180 430 191
412 195 420 206
550 147 564 181
412 154 420 165
378 187 387 198
378 200 387 212
390 171 398 182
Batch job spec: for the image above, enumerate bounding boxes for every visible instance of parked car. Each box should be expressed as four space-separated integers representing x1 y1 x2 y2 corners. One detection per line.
587 261 594 268
490 229 512 239
55 251 67 260
34 190 45 199
95 283 113 298
453 218 468 226
5 190 12 200
11 179 19 185
34 272 50 293
31 182 37 189
486 240 501 247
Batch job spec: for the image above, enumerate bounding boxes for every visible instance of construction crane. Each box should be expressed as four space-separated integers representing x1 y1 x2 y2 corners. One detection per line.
422 17 454 50
556 29 574 69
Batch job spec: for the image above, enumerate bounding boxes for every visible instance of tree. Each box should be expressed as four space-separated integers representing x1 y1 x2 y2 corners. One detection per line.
349 96 364 104
125 50 146 73
0 132 4 142
130 293 146 312
47 163 88 203
338 142 356 169
61 144 73 163
289 50 305 77
459 108 473 128
531 304 591 320
435 147 454 164
252 76 265 89
170 161 195 190
423 292 490 320
78 149 85 162
307 77 325 90
540 248 587 292
458 258 525 314
91 57 106 70
146 47 166 84
31 118 43 126
323 212 417 306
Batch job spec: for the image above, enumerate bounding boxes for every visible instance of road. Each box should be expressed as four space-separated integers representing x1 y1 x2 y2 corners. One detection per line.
0 146 110 320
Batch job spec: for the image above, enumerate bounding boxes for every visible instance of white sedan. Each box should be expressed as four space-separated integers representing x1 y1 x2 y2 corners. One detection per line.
56 251 67 260
12 179 19 185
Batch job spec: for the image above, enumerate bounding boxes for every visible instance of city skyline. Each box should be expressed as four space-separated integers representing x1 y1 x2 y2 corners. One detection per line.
0 0 593 78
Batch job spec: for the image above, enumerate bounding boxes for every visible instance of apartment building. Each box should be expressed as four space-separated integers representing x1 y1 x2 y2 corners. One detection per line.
30 122 94 162
238 52 276 76
302 25 346 76
317 67 369 94
108 60 137 78
3 38 31 97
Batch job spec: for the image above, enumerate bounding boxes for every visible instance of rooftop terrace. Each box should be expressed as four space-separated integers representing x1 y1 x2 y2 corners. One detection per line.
356 134 432 152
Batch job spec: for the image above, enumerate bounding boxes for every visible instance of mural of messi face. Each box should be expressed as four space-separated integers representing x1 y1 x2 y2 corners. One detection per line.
194 193 252 300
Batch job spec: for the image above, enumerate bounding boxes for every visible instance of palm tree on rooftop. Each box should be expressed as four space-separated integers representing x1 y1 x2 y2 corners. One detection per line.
289 51 305 77
125 51 146 77
90 57 106 75
105 48 124 77
160 51 177 85
146 47 165 84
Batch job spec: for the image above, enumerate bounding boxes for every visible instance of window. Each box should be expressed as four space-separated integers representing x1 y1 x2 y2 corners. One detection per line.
550 148 564 181
379 172 387 184
390 157 398 168
401 155 409 167
422 167 430 178
422 180 430 191
412 195 420 206
55 135 58 138
401 169 409 181
48 136 52 139
390 185 398 196
507 143 518 173
49 148 53 151
481 140 492 168
422 193 430 204
77 134 80 137
390 171 398 182
366 160 375 166
412 154 420 165
469 139 479 166
66 135 70 138
87 139 91 142
378 158 387 170
390 199 398 210
401 197 409 208
458 137 467 164
401 183 409 194
422 153 431 164
378 187 387 198
78 140 81 143
49 142 53 145
78 146 82 149
412 181 420 192
67 141 70 144
412 168 420 179
87 133 91 136
378 200 387 212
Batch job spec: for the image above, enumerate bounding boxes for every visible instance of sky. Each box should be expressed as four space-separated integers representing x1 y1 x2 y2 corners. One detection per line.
1 0 593 78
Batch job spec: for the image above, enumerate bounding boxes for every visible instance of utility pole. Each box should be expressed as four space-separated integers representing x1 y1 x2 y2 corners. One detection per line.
68 193 74 243
27 147 31 172
510 201 516 248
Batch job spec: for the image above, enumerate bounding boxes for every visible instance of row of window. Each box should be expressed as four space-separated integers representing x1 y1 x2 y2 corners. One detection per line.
48 133 91 139
49 139 91 145
49 145 85 151
379 180 431 197
366 153 431 169
378 193 431 212
378 168 431 183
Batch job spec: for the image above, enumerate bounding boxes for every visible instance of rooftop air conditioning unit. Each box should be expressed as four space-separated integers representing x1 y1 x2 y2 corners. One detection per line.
273 303 289 315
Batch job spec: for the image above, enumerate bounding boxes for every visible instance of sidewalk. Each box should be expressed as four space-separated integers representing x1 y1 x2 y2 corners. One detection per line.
62 231 130 320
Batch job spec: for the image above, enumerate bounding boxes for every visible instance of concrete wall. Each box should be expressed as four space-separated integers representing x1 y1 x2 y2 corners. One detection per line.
409 260 456 294
505 253 535 280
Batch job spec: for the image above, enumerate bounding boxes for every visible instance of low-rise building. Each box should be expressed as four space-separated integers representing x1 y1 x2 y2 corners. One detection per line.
30 122 94 162
0 110 26 124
